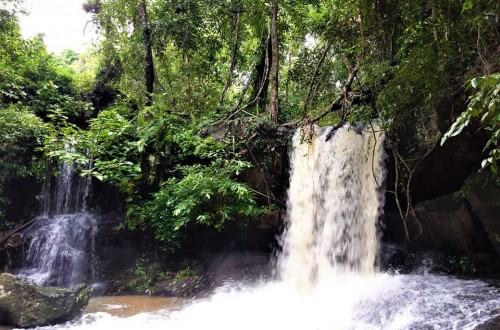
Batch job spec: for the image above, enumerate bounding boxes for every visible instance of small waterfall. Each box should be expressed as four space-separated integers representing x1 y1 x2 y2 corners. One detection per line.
41 158 92 216
20 158 97 287
279 123 386 288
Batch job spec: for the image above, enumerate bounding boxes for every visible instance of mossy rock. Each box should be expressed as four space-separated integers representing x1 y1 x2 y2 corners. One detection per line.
0 273 92 328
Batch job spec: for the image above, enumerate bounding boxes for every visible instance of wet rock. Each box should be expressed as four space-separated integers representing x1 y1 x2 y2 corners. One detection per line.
204 252 272 286
154 273 208 297
379 243 407 271
463 171 500 259
0 273 92 328
407 193 475 254
405 92 488 203
476 316 500 330
409 131 486 203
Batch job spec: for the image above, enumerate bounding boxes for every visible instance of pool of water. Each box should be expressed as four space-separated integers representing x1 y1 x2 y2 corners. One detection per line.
25 274 500 330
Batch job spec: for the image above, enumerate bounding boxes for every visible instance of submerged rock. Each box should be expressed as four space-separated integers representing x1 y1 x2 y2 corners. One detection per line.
0 273 92 328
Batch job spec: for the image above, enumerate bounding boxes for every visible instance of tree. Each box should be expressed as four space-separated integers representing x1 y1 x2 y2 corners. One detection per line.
268 0 279 123
6 0 498 250
219 6 243 105
138 0 155 106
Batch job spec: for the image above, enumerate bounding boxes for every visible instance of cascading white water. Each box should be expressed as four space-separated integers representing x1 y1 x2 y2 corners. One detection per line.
279 124 385 288
20 157 98 287
41 150 93 216
30 124 500 330
21 214 97 286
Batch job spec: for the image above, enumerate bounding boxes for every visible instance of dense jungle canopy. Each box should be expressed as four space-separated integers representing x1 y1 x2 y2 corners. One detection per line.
0 0 499 251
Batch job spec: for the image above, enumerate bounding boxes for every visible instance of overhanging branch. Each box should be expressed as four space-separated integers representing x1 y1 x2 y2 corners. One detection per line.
310 57 360 123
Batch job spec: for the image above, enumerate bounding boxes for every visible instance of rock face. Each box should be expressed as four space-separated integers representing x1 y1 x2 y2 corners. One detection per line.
463 172 500 259
384 170 500 275
406 193 476 254
0 273 92 328
476 316 500 330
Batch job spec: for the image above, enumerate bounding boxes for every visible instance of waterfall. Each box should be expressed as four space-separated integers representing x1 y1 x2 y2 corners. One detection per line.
279 123 386 288
41 158 92 216
20 158 97 287
28 124 500 330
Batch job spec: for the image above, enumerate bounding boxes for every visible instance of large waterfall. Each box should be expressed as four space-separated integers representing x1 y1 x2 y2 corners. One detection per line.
20 160 97 287
279 124 385 288
29 124 499 330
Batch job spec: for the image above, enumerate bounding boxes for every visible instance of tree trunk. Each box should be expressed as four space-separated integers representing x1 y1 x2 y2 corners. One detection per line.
220 10 242 105
268 0 279 124
250 36 271 110
284 45 291 105
138 0 155 106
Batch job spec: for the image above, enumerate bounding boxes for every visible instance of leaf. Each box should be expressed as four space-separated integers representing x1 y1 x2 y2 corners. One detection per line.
489 100 496 113
481 111 490 122
471 78 477 89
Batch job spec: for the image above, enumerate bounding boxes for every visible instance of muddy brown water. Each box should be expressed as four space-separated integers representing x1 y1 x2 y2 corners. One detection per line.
0 295 185 330
84 295 186 317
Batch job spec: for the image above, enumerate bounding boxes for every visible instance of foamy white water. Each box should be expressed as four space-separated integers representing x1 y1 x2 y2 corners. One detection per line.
21 124 500 329
29 275 499 330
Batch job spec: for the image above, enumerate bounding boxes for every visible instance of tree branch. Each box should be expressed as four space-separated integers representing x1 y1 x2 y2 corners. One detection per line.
0 217 40 250
310 55 360 123
303 39 333 117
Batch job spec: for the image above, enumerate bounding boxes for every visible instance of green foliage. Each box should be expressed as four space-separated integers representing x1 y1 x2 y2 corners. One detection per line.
442 73 500 172
59 49 80 65
42 91 262 250
128 256 165 294
174 260 202 282
3 0 499 251
127 153 261 251
0 105 48 177
44 101 142 194
0 10 93 121
0 104 48 222
377 43 446 152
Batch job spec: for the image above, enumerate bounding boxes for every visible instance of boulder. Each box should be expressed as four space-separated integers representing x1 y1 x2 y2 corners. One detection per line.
463 171 500 258
407 193 475 254
0 273 92 328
